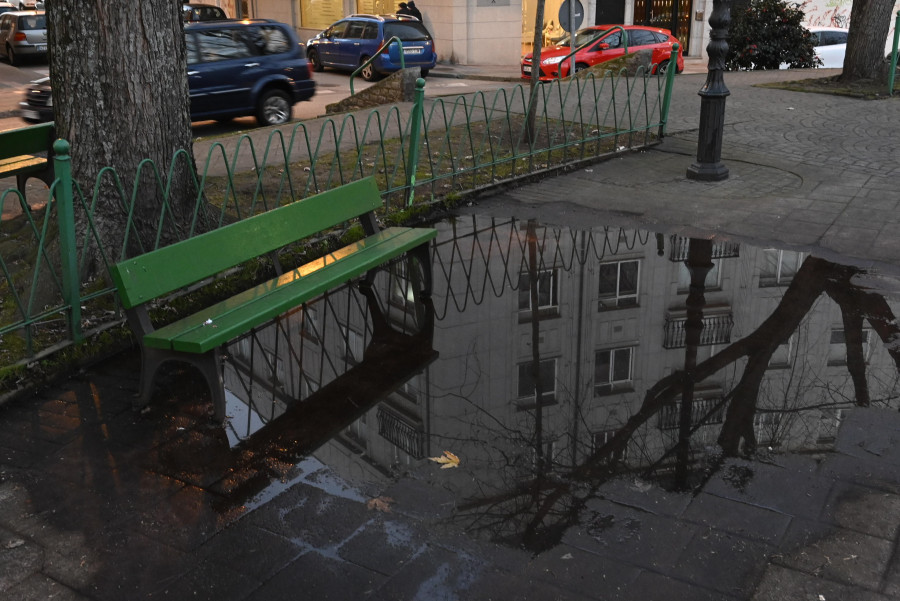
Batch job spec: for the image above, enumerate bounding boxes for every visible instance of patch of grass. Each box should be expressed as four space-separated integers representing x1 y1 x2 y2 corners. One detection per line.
758 74 900 99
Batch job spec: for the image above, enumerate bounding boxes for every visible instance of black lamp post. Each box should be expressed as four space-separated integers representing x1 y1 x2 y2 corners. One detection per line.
686 0 732 181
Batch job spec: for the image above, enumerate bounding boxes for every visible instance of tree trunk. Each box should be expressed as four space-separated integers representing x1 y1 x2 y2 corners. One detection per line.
840 0 894 82
47 1 198 268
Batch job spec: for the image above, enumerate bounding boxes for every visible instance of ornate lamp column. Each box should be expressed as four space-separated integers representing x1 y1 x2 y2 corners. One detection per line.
686 0 732 181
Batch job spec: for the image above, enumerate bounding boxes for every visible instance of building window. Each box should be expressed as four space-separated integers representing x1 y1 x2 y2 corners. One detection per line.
594 347 633 395
591 429 628 462
828 328 871 365
657 396 726 430
517 358 557 408
598 259 639 310
518 268 559 315
760 249 805 287
341 326 365 365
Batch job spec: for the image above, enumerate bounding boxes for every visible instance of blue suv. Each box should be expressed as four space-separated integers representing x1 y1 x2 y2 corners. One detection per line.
306 14 436 81
20 19 315 127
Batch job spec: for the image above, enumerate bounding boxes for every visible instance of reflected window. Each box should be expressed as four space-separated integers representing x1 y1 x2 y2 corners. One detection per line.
828 328 871 365
754 411 782 447
677 259 721 292
769 335 793 368
341 326 365 365
760 249 805 287
598 259 639 310
591 429 628 462
301 306 320 341
517 358 557 408
594 347 633 394
195 28 255 62
518 268 559 314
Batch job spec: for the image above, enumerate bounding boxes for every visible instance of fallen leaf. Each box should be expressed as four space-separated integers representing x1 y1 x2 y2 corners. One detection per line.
366 496 394 513
429 450 460 469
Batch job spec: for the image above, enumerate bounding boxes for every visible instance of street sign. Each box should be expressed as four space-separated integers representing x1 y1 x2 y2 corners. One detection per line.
558 0 584 33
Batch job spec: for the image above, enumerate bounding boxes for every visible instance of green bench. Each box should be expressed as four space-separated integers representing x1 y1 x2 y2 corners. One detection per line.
110 176 436 421
0 122 56 195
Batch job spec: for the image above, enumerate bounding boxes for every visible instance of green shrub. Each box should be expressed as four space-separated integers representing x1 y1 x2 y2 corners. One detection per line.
726 0 819 70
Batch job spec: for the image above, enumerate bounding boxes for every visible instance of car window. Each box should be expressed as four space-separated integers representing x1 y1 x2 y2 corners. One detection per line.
820 31 847 46
195 28 254 62
383 21 431 41
18 14 45 29
345 20 366 39
651 31 669 43
328 21 348 38
628 30 657 46
598 31 622 49
362 23 377 39
245 25 291 55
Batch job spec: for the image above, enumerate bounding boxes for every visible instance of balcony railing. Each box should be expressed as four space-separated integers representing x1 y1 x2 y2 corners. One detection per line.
377 406 425 459
663 313 734 349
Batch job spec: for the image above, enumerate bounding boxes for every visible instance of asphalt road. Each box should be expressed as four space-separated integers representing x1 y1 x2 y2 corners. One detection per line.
0 59 514 133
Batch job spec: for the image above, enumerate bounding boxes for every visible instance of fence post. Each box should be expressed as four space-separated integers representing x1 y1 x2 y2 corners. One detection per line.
53 139 83 343
889 11 899 96
406 77 426 206
659 42 679 137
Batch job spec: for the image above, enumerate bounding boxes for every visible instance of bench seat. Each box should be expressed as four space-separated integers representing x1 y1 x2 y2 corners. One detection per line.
0 122 56 194
146 226 435 353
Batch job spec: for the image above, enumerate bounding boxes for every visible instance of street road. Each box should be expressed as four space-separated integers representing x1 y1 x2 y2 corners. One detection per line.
0 59 514 133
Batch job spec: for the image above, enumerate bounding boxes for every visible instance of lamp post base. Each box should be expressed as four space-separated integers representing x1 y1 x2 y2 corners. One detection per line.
686 161 729 181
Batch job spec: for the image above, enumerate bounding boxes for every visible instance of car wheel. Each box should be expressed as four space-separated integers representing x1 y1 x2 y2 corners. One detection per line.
656 60 670 75
574 63 589 75
256 89 292 126
7 45 18 67
360 56 379 82
308 49 324 72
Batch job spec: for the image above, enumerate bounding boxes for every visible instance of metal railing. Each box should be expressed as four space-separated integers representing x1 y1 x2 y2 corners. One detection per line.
1 65 676 374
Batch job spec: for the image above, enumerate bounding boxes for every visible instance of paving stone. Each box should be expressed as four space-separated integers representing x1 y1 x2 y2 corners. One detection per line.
592 476 693 517
820 482 900 541
671 527 775 597
773 518 894 590
3 573 92 600
681 490 792 544
337 514 428 576
196 522 305 582
625 570 738 601
245 550 385 601
149 559 262 601
369 543 489 601
752 563 891 601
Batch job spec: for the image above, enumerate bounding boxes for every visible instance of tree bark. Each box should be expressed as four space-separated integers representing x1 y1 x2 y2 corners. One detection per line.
48 1 198 268
840 0 894 82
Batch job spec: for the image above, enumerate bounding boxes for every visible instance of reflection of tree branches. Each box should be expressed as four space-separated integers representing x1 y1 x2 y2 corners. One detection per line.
455 255 900 553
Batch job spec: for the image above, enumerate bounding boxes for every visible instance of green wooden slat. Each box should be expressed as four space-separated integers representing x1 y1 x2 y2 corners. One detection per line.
110 177 383 309
145 227 436 353
0 122 55 161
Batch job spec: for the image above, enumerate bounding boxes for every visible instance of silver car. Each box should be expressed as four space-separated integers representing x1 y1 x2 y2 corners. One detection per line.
0 10 46 66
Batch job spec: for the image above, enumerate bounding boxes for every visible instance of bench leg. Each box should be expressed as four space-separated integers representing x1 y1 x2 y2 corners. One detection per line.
135 346 227 423
410 242 433 297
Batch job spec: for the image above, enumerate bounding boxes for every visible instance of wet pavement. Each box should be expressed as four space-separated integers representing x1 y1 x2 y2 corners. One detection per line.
3 67 900 600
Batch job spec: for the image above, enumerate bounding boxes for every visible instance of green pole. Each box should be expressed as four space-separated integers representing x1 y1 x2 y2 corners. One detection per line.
660 42 679 137
406 77 426 206
53 138 82 342
889 11 899 96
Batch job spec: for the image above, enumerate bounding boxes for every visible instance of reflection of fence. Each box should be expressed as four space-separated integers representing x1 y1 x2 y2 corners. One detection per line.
377 406 425 459
1 68 673 370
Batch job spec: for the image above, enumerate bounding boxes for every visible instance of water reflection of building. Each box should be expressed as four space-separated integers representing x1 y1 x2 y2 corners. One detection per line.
224 215 900 493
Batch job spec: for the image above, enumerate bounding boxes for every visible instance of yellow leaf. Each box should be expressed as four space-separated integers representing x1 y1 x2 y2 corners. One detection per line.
428 450 460 469
366 496 394 512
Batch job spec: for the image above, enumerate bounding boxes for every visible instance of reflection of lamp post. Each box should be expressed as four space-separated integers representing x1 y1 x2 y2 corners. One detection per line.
674 239 713 489
686 0 732 181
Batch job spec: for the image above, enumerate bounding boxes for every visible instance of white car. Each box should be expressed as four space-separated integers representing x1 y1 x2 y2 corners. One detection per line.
17 1 37 9
808 26 848 69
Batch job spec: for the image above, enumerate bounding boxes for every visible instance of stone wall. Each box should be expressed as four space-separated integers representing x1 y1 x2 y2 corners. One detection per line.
325 68 422 115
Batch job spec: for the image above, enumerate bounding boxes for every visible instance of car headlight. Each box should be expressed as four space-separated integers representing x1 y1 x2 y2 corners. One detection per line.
541 56 565 65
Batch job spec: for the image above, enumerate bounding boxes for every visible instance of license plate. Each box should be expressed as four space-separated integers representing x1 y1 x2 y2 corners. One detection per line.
403 47 423 55
21 109 40 120
35 45 46 52
523 65 531 74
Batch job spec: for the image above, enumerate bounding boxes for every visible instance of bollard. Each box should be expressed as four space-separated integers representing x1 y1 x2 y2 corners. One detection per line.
406 77 426 206
53 138 83 342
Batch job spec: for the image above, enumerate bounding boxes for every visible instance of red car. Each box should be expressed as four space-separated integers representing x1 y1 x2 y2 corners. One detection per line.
522 25 684 80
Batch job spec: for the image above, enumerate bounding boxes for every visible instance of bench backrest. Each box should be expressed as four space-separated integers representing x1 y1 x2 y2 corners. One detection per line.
111 177 383 309
0 122 55 161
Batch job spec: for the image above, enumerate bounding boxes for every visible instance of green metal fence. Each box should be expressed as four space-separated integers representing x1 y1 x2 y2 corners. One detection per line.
0 65 675 376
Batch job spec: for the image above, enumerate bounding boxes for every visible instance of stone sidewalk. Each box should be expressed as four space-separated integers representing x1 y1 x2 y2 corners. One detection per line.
2 67 900 600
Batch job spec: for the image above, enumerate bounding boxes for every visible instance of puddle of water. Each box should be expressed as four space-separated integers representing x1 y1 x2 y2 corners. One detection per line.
195 216 900 551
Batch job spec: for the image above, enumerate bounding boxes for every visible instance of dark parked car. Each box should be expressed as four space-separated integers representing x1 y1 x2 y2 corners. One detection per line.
182 3 229 22
306 14 437 81
0 10 46 66
20 19 316 127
